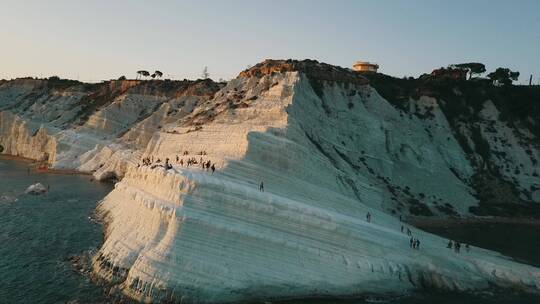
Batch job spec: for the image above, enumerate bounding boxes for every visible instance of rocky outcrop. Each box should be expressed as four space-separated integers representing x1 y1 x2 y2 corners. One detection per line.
0 78 222 180
25 182 47 195
239 59 369 86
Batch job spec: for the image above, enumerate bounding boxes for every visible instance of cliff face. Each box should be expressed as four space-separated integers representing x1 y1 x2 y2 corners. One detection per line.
363 73 540 216
0 78 222 179
1 60 540 302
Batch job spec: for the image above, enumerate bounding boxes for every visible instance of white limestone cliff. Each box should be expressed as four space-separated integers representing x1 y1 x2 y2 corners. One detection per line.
0 78 220 180
1 60 540 303
92 67 539 302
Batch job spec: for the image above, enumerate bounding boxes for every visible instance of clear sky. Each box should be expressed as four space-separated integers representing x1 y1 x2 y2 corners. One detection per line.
1 0 539 83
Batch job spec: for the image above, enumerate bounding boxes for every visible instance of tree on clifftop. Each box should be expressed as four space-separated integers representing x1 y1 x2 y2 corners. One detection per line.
487 67 520 85
151 70 163 79
451 63 486 80
136 70 150 80
201 66 209 79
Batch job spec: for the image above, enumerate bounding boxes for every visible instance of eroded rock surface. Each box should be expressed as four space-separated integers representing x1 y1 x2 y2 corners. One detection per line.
1 60 540 303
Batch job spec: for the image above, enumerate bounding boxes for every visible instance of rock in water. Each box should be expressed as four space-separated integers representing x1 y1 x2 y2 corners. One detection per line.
0 194 18 203
25 183 47 195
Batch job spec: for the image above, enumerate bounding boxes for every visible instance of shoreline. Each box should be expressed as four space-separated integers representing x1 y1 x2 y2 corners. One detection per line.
408 215 540 227
0 153 35 163
0 153 90 176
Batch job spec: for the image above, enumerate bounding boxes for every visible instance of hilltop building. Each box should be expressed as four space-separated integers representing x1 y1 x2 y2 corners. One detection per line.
352 61 379 72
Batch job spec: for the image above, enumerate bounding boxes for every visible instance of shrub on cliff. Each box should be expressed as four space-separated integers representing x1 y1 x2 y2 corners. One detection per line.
487 67 520 86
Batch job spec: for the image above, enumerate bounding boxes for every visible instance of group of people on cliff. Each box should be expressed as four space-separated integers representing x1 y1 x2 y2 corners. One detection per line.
447 240 470 253
366 212 423 250
140 157 174 169
401 225 413 236
140 153 215 173
409 237 421 249
399 218 421 250
141 157 152 166
182 150 206 156
176 155 215 173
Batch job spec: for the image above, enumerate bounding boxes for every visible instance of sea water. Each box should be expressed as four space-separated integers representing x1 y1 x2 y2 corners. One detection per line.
0 157 112 303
